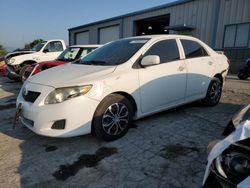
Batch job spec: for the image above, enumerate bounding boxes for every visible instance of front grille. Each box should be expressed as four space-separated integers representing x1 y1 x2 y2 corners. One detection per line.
22 90 41 103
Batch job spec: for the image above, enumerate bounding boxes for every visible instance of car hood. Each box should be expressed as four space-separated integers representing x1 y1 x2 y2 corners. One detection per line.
28 63 116 88
5 51 35 59
6 52 39 65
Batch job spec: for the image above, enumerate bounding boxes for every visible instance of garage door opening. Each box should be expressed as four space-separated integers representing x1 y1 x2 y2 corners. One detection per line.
135 14 170 36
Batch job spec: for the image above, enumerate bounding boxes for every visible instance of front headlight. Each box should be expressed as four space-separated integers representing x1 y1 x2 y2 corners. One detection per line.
10 58 15 64
213 143 250 185
44 85 92 105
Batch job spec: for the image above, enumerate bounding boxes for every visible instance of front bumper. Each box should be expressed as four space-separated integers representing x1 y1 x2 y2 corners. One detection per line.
17 82 100 137
6 65 20 79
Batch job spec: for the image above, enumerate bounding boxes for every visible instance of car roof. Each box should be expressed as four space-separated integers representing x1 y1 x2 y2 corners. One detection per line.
70 45 102 48
126 34 200 41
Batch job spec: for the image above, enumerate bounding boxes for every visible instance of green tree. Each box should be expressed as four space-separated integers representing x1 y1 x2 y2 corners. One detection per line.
24 39 44 49
0 44 7 57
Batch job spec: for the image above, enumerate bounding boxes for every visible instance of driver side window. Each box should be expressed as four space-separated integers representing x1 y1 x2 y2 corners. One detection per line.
44 41 63 52
144 39 180 64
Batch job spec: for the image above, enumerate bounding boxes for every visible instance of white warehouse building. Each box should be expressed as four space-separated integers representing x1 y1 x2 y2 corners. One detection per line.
68 0 250 73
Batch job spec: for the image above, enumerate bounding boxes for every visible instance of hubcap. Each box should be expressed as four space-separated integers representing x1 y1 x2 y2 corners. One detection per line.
210 81 221 103
102 103 129 136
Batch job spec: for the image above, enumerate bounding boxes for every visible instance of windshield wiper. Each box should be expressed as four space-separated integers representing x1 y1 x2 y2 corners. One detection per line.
82 60 106 65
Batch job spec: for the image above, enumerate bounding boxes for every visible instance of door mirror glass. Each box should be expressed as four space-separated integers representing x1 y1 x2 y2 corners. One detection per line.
141 55 160 66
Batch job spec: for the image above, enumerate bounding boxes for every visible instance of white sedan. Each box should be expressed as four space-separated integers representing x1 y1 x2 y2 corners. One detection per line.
17 35 229 141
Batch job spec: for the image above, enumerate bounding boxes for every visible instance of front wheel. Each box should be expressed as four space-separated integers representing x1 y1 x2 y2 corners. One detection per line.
92 94 133 141
201 77 222 106
19 65 31 83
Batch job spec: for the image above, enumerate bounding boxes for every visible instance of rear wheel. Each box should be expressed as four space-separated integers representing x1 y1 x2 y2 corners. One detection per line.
201 77 222 106
92 94 133 141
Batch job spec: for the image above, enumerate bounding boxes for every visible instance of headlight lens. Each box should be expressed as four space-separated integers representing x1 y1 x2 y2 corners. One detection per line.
228 154 250 175
44 85 92 105
10 58 15 64
214 147 250 184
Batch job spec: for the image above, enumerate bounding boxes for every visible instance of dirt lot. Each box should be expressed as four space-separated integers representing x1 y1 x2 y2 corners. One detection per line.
0 76 249 188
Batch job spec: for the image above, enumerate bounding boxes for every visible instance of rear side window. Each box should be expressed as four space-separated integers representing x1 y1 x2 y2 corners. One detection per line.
144 39 180 63
181 39 208 59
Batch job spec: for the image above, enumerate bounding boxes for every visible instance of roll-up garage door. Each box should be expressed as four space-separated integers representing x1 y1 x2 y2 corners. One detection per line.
99 25 120 44
75 31 89 44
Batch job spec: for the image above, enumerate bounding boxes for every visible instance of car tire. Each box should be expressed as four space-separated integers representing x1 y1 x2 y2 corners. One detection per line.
201 77 222 106
19 65 30 83
92 94 133 141
237 69 249 80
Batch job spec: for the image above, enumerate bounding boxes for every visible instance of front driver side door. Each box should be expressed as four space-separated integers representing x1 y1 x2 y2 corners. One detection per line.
40 41 64 62
138 39 187 114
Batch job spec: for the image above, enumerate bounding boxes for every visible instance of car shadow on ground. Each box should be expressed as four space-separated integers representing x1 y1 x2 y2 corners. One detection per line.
0 75 248 187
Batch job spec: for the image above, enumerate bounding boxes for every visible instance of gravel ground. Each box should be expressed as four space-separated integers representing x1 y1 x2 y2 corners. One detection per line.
0 76 249 188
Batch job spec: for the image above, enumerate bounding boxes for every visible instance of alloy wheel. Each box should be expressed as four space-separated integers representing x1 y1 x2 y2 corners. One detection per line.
102 103 129 136
210 81 221 103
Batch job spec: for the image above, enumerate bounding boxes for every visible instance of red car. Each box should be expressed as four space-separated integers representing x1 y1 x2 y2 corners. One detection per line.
0 64 6 76
21 45 101 82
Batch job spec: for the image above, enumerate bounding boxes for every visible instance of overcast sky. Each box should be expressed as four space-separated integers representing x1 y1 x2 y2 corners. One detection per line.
0 0 176 51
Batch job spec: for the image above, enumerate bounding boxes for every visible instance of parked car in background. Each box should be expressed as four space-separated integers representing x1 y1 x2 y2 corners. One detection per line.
4 39 66 80
16 35 229 141
0 58 6 76
0 64 6 76
203 104 250 188
238 58 250 80
21 45 101 82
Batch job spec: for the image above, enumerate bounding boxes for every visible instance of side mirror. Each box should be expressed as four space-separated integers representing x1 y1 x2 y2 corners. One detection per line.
43 49 50 53
141 55 160 67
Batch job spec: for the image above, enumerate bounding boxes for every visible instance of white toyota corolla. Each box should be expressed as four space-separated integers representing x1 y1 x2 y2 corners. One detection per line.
17 35 229 141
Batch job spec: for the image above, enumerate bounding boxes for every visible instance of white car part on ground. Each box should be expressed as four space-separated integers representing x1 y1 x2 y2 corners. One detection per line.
203 119 250 186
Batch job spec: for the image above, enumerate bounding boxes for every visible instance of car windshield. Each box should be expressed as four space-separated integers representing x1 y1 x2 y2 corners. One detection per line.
31 42 46 52
75 38 149 66
57 47 81 62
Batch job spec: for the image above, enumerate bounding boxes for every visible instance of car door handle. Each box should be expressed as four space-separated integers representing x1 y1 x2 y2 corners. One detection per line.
178 66 185 71
208 61 213 65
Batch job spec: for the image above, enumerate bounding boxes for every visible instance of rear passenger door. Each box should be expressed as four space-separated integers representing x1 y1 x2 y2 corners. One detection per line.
139 39 187 114
180 39 215 101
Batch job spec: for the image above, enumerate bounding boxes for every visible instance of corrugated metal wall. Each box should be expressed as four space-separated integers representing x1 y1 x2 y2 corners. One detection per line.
69 0 219 46
215 0 250 49
122 0 217 46
69 19 122 45
69 0 250 72
215 0 250 72
69 0 250 48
